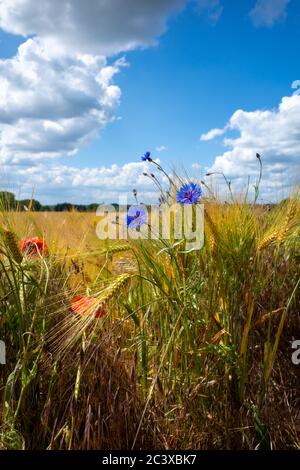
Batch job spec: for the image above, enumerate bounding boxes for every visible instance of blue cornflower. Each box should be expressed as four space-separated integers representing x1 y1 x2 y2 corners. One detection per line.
141 151 151 162
126 205 147 229
176 182 202 205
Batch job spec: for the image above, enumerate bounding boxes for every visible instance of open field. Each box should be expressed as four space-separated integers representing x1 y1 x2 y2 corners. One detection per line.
0 197 299 450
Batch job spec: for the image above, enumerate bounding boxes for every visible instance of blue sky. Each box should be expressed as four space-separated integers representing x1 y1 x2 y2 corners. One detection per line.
0 0 299 203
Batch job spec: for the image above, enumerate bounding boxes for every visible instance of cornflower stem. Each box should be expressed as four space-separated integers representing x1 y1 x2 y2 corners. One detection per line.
150 160 176 189
254 153 263 204
144 173 170 205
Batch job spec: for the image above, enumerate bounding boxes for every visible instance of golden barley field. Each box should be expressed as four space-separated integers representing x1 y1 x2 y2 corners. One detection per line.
0 193 299 450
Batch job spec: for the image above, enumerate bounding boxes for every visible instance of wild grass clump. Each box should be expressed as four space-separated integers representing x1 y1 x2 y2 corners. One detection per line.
0 157 299 449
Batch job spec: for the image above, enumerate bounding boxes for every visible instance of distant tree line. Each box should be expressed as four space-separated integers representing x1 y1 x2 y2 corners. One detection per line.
0 190 280 212
0 191 101 212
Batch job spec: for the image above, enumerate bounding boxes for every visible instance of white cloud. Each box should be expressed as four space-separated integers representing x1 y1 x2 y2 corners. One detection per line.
0 0 187 195
195 0 223 24
156 145 167 152
292 80 300 94
0 160 168 204
249 0 290 27
200 127 225 141
191 162 201 170
0 0 186 56
206 90 300 200
0 39 125 163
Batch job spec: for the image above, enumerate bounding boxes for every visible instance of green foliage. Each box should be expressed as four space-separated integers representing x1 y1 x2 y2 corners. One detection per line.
0 188 299 450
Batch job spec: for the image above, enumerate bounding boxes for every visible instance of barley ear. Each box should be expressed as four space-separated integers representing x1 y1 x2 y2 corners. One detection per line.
96 273 131 308
106 244 132 256
3 229 23 264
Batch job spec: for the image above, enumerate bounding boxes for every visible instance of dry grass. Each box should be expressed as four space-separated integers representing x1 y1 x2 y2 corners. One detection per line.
0 196 299 450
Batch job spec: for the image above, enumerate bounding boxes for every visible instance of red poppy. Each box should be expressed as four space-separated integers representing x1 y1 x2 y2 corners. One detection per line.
71 295 106 319
19 237 48 256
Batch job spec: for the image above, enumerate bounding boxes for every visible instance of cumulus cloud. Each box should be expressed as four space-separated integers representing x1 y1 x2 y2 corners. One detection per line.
0 0 187 192
0 0 186 56
249 0 290 27
206 90 300 200
200 127 226 141
0 38 125 162
191 162 201 170
1 0 295 203
0 160 168 204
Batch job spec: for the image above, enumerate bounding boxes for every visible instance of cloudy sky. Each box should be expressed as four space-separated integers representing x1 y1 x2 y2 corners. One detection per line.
0 0 299 204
